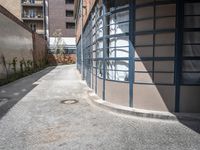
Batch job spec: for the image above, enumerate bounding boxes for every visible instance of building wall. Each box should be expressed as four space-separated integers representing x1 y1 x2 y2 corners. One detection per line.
75 0 200 113
74 0 96 42
0 0 21 20
48 0 75 37
0 11 33 79
0 5 47 80
48 0 76 64
33 33 47 66
21 0 45 35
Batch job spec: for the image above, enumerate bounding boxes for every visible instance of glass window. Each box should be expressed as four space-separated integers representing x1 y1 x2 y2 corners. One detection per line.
109 36 129 47
65 0 74 4
66 10 73 17
66 22 75 29
106 60 129 81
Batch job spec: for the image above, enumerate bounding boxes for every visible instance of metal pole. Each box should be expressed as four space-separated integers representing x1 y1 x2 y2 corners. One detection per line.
81 0 84 79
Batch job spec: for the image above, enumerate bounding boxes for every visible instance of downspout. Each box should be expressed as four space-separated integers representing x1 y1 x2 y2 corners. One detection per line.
81 0 84 79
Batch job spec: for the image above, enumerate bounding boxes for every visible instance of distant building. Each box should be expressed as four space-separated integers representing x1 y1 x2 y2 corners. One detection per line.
74 0 200 113
0 0 47 36
48 0 76 55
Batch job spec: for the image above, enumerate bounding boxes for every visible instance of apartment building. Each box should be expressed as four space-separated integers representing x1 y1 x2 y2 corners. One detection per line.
21 0 46 35
74 0 200 113
48 0 76 54
0 0 47 36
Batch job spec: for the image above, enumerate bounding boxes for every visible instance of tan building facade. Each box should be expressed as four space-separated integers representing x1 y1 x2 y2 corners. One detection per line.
0 0 47 36
0 0 21 19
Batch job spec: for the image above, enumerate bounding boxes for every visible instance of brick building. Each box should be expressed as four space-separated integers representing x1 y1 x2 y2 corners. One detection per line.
74 0 200 113
48 0 76 55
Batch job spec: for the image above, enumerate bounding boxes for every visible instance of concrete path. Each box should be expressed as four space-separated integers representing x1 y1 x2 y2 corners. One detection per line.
0 65 199 150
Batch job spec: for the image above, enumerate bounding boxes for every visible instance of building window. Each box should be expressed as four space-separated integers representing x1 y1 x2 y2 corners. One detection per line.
30 24 36 32
66 22 75 29
64 48 76 54
65 0 74 4
66 10 73 17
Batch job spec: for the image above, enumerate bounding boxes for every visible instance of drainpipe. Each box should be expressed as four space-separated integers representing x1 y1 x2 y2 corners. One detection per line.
80 0 84 79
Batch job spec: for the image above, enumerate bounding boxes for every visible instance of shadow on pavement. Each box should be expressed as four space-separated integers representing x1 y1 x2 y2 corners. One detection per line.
0 66 56 120
178 119 200 134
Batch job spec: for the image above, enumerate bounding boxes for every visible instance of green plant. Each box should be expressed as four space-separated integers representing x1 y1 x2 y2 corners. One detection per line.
0 54 8 80
11 57 17 74
20 58 25 74
26 60 33 72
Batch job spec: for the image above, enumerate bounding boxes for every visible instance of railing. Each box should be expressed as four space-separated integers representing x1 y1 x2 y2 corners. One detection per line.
22 13 43 19
22 0 43 5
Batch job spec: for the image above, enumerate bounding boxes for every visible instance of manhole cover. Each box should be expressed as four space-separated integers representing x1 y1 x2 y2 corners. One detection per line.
60 99 78 104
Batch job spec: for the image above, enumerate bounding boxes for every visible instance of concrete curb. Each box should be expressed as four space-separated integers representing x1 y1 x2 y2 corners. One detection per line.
86 89 200 121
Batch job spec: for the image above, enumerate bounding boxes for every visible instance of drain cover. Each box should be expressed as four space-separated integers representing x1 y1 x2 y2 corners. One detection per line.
60 99 78 104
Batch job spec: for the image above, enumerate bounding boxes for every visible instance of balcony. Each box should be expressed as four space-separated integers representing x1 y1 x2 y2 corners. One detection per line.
36 29 44 34
22 0 43 7
22 13 44 21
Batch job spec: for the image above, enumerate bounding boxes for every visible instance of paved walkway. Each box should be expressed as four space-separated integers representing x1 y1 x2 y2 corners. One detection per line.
0 65 199 150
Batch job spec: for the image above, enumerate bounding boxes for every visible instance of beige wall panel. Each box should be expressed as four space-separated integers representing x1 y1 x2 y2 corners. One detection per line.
156 17 175 29
133 84 175 112
136 19 153 32
155 33 175 45
135 47 153 58
154 73 174 84
156 4 176 17
135 61 153 72
180 86 200 113
105 80 129 106
136 6 153 19
97 78 103 99
92 74 96 90
155 46 175 57
135 34 153 46
154 61 174 72
135 73 153 83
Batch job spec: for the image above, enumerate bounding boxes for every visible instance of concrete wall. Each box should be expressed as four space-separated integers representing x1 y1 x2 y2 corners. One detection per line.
0 5 47 80
0 13 33 79
0 0 21 20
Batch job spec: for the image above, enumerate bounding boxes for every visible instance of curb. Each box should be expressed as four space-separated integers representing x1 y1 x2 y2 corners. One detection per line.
86 89 200 121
